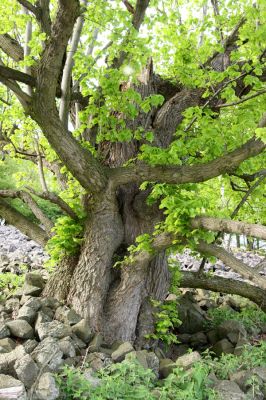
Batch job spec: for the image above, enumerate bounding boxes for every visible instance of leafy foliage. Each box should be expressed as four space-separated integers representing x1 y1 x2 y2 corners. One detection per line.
57 341 266 399
0 272 24 300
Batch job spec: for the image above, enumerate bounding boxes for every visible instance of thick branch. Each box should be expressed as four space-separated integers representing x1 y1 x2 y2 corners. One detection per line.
191 217 266 240
197 241 266 289
0 65 35 87
109 135 266 188
17 0 37 14
31 0 107 192
132 0 150 30
180 271 266 311
0 199 48 246
0 34 24 61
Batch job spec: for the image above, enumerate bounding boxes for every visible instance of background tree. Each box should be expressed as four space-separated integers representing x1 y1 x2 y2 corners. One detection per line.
0 0 265 344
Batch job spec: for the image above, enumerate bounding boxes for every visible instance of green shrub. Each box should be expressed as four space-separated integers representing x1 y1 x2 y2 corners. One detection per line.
57 342 266 400
0 272 24 299
206 302 266 333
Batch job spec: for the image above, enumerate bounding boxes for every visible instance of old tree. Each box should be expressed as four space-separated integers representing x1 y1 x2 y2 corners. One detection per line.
0 0 265 344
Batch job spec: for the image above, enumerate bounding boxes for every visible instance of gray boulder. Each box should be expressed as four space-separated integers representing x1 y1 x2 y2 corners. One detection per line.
177 295 207 334
17 305 37 324
71 319 93 343
54 306 82 326
217 320 247 343
31 337 63 372
0 325 10 340
111 342 134 362
212 338 235 356
213 380 245 400
14 354 39 388
24 273 45 289
0 345 26 375
33 372 60 400
0 338 16 353
6 320 34 339
0 374 27 400
36 320 71 341
58 338 76 358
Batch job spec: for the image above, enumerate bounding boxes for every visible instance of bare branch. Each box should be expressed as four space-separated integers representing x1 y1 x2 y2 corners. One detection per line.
217 88 266 108
180 271 266 311
0 189 53 233
59 3 86 127
122 0 134 14
27 188 79 220
197 240 266 289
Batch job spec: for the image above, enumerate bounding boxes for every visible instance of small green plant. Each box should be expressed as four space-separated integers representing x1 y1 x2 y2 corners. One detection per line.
148 299 181 345
146 261 182 345
206 302 266 333
45 216 84 269
0 272 24 299
57 359 156 400
202 341 266 380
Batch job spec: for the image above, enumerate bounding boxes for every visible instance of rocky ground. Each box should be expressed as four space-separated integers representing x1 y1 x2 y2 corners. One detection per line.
0 224 265 399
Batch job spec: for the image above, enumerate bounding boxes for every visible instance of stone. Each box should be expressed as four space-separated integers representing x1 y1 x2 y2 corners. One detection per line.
146 352 160 376
0 374 27 400
111 342 134 362
212 338 235 356
172 344 190 360
14 354 39 388
0 338 16 353
83 368 101 387
177 295 207 334
0 345 26 375
31 337 63 372
17 305 37 324
22 284 43 296
58 338 76 358
217 320 247 341
71 319 93 344
24 272 45 289
54 306 82 326
234 337 249 356
70 333 87 350
35 310 53 327
213 380 246 399
23 339 38 354
6 319 34 339
34 372 60 400
4 298 20 314
40 297 61 310
159 358 176 378
22 297 41 311
190 332 208 346
126 350 148 369
176 351 201 370
0 324 10 339
88 334 103 353
206 329 219 345
36 320 71 341
86 352 112 371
